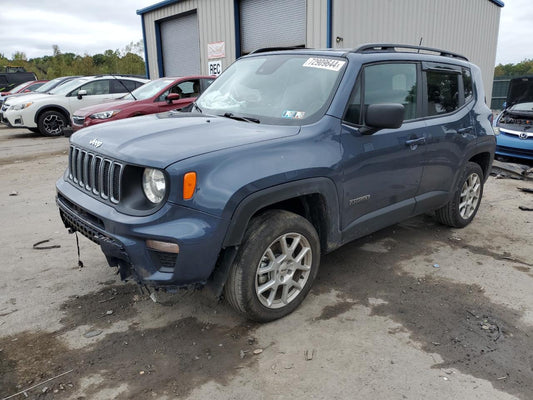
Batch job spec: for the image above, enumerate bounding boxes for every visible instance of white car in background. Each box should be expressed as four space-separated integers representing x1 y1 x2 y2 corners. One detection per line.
2 75 148 136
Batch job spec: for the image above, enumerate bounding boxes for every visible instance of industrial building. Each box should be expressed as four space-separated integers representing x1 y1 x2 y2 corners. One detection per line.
137 0 503 97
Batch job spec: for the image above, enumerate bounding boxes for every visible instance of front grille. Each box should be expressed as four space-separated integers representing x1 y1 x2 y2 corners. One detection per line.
68 145 123 204
72 115 84 125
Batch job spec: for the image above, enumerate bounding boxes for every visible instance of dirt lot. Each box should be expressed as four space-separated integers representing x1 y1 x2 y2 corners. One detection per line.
1 125 532 400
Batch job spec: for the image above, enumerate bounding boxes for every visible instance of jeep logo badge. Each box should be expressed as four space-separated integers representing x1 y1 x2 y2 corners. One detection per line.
89 138 103 148
519 132 528 140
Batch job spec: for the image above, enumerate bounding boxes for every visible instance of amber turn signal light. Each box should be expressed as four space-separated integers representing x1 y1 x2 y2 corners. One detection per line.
183 172 197 200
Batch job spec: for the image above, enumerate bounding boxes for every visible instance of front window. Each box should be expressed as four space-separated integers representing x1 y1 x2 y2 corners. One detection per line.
196 54 347 125
49 78 91 95
123 79 176 101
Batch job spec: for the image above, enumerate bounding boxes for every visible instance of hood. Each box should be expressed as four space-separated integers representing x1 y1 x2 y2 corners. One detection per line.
4 93 52 106
71 112 300 169
73 99 134 117
506 76 533 108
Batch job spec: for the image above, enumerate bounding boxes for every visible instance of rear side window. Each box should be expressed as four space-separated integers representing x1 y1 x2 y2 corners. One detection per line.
426 70 459 116
344 62 418 125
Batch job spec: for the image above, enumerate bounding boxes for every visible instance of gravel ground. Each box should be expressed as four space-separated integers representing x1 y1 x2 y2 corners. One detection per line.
1 125 532 400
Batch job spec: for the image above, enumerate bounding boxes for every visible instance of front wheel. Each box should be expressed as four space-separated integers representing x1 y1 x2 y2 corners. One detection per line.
37 110 68 137
224 210 320 322
435 162 484 228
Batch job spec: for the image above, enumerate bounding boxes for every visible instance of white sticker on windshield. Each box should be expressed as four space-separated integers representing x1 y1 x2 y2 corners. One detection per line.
303 58 346 71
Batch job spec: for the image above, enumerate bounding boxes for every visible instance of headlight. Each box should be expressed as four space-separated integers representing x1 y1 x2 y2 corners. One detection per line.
10 102 33 111
142 168 166 203
493 126 500 135
90 110 120 119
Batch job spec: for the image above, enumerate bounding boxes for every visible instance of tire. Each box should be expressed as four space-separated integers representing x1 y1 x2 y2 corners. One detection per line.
37 110 68 137
435 162 484 228
224 210 320 322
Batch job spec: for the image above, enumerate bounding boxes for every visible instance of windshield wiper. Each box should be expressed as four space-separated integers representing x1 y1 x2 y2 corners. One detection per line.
192 102 203 113
220 112 260 123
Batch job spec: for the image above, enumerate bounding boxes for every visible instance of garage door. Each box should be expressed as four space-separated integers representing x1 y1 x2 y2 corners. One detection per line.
160 12 201 76
240 0 306 54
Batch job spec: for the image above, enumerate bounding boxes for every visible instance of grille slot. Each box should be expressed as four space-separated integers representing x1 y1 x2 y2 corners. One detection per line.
68 145 123 204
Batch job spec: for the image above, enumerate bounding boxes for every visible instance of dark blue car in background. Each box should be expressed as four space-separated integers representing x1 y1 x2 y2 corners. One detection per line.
56 44 496 321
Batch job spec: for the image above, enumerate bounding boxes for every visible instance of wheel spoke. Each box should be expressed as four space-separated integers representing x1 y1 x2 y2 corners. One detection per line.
281 283 290 304
266 287 277 307
257 279 277 295
288 235 301 254
294 246 310 264
280 235 290 256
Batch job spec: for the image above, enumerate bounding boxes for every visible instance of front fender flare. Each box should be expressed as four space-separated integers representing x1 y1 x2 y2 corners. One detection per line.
222 177 342 252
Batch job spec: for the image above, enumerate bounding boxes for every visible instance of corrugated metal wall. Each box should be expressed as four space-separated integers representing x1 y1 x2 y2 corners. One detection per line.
331 0 501 101
306 0 328 48
142 0 235 78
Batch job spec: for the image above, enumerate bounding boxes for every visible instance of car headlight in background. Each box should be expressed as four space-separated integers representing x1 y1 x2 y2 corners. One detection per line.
493 126 500 135
142 168 166 203
90 110 120 119
10 102 33 111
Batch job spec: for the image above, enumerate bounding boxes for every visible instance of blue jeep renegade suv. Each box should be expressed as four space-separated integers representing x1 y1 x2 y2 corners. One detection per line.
56 44 496 321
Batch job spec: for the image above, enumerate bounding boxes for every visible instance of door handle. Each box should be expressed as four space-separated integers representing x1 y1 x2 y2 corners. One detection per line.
405 137 426 146
457 126 473 134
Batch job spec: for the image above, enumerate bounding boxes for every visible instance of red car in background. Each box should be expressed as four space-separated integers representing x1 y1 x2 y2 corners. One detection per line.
0 80 48 96
71 76 215 132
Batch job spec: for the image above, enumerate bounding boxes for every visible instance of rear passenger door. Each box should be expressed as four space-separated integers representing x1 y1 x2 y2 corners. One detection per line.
414 64 477 212
340 62 427 239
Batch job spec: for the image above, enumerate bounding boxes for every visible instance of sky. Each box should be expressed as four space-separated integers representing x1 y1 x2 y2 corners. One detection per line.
0 0 531 65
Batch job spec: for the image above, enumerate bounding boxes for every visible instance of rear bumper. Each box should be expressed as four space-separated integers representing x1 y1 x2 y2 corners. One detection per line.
56 177 227 288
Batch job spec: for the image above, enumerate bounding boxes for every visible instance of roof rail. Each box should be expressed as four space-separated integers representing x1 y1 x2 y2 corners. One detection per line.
249 46 309 54
352 43 468 61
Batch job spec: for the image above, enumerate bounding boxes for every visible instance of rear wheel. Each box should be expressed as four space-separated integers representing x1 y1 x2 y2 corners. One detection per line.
224 210 320 322
435 162 484 228
37 110 68 136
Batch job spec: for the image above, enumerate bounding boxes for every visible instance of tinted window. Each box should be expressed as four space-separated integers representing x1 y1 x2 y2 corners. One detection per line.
344 63 417 125
79 79 110 95
426 71 459 116
111 79 141 94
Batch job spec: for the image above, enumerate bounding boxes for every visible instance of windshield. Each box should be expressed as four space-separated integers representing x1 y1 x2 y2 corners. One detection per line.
9 81 32 93
122 78 175 100
510 102 533 112
196 54 347 125
36 77 68 93
50 77 91 95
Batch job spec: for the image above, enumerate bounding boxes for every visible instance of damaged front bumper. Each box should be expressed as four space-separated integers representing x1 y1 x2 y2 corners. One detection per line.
56 177 226 288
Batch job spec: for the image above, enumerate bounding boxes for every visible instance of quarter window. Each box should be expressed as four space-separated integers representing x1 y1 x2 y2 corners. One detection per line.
426 71 459 115
462 68 473 103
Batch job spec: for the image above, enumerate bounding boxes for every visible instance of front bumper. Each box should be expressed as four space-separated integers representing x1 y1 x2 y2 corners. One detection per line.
2 109 33 129
56 177 227 287
495 129 533 161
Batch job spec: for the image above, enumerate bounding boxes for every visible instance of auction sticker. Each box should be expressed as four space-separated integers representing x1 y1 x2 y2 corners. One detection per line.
283 110 306 119
303 58 345 71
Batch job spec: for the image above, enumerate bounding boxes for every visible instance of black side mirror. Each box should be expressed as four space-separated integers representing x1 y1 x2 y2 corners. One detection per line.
166 93 180 104
360 103 405 135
